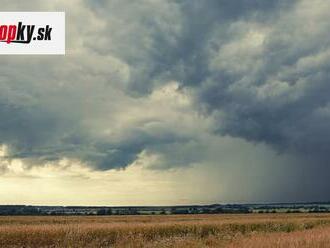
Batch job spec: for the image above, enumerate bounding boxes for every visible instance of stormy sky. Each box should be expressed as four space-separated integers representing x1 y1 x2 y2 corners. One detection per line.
0 0 330 205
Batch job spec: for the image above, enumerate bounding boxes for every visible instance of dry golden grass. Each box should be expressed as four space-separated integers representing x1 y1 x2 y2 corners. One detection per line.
0 213 330 247
229 226 330 248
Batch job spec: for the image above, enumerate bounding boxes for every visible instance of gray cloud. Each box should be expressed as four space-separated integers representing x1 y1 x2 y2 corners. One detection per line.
83 0 330 165
1 0 330 200
197 0 330 161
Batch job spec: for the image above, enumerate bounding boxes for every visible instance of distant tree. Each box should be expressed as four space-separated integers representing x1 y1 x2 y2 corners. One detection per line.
97 209 107 215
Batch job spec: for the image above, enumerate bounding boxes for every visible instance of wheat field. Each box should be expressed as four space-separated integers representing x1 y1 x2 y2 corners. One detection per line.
0 213 330 247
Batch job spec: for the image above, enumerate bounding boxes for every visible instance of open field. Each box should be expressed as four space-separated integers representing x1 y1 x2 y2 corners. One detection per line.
1 214 330 247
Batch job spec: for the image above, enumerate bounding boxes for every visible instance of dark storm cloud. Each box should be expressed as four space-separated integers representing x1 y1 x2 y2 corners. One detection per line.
197 0 330 161
88 0 330 162
1 0 329 174
0 53 198 169
87 0 295 92
0 84 193 169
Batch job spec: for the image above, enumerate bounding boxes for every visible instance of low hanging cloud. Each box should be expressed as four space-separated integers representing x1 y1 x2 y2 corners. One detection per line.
0 0 330 175
197 0 330 161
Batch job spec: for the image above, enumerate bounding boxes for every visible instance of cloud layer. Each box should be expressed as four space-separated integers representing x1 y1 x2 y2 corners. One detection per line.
0 0 330 202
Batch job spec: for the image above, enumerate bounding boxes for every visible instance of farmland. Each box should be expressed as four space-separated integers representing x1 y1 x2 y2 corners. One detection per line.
1 213 330 247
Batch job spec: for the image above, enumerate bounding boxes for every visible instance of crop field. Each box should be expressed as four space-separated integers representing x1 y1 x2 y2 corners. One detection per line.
1 213 330 247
